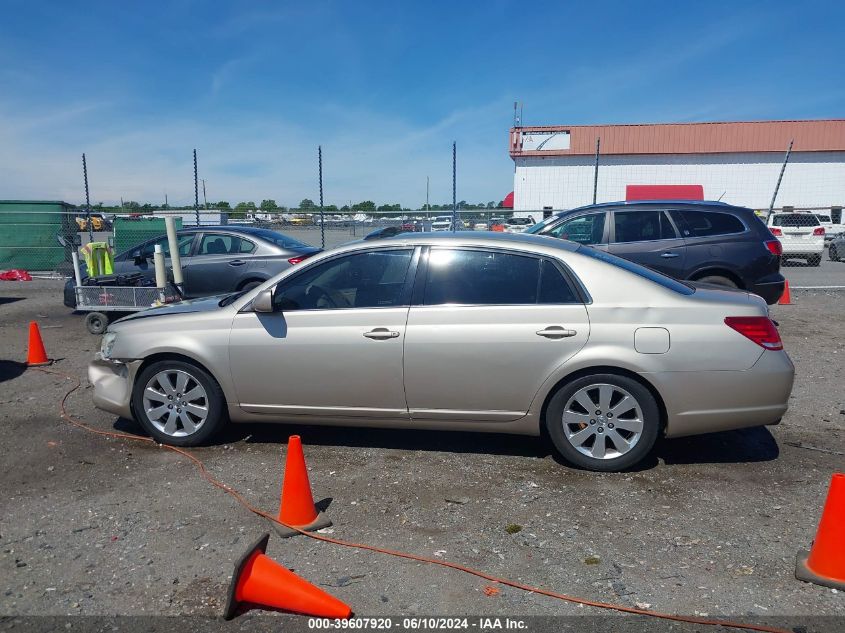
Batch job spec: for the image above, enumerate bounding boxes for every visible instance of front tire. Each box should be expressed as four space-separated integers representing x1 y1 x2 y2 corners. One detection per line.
131 360 226 446
544 374 660 471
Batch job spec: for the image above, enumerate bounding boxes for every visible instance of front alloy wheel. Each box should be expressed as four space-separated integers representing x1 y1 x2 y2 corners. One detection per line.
132 360 225 446
545 373 660 471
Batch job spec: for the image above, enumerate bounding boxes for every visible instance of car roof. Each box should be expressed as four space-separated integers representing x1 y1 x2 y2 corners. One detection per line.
177 225 269 234
550 199 751 216
343 230 580 252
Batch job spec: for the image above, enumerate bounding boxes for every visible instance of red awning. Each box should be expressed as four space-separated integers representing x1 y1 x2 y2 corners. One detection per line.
626 185 703 201
502 192 514 208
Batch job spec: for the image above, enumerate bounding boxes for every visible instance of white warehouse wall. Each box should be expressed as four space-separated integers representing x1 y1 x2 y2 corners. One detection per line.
513 151 845 211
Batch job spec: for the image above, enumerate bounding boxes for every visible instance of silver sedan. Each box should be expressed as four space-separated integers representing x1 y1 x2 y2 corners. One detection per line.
89 232 794 471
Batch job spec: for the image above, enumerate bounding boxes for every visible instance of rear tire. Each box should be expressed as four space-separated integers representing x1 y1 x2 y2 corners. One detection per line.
695 275 737 288
809 255 821 267
829 245 839 262
544 373 660 472
131 360 226 446
239 280 263 292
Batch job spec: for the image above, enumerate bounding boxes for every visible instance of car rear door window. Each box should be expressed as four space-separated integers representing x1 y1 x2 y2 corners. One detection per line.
613 210 677 242
274 249 414 311
139 234 194 258
538 259 579 304
544 212 606 245
199 233 253 255
423 249 579 306
676 210 745 237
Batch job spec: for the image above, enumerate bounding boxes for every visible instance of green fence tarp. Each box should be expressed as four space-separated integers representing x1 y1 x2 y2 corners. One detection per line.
113 217 182 254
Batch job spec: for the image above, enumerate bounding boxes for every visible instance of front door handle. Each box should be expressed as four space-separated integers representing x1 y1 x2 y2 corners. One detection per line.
536 326 577 339
228 259 247 266
364 328 400 340
661 252 679 259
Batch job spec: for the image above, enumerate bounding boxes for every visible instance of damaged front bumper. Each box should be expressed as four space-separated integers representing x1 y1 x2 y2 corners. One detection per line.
88 354 143 420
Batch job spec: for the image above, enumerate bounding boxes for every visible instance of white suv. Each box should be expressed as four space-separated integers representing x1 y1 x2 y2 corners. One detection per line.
767 212 825 266
814 213 845 242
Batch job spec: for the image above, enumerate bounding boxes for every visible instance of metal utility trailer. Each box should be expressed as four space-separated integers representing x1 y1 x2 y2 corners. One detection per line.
74 285 179 334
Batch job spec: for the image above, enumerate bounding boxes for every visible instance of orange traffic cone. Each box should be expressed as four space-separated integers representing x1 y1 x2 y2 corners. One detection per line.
276 435 331 537
778 280 792 305
27 321 51 366
795 473 845 590
224 533 352 620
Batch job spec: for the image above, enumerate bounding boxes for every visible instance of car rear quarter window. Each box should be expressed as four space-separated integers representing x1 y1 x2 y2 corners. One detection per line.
676 210 746 237
576 246 695 295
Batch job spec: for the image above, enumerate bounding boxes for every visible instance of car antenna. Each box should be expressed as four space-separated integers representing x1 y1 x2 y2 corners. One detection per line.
716 191 726 201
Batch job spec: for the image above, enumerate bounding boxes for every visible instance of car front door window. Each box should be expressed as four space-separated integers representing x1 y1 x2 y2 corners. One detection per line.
273 250 414 311
545 213 606 245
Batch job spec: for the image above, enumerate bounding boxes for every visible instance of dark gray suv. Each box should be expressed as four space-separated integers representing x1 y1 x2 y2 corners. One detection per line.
527 200 785 304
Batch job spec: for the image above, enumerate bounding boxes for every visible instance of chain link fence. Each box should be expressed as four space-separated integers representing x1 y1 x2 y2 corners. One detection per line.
1 204 843 276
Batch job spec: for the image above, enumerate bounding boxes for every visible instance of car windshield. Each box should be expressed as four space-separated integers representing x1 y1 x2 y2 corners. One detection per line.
771 214 820 227
576 245 695 295
814 215 832 223
250 228 312 249
525 216 559 234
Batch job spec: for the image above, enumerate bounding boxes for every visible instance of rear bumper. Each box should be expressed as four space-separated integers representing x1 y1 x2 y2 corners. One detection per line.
645 350 795 438
749 273 786 305
88 355 142 419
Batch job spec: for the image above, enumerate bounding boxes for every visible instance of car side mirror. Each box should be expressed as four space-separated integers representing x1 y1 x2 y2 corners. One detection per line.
252 288 275 313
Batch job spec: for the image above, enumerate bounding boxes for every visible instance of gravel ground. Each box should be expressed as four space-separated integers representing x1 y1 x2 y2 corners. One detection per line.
0 280 843 626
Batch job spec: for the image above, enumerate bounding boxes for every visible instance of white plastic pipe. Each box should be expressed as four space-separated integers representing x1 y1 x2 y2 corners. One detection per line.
71 251 83 287
164 216 184 286
153 244 167 289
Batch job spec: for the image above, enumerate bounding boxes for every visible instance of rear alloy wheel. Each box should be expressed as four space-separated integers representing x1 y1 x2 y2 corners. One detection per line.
240 280 263 292
695 275 737 288
132 360 225 446
545 374 660 471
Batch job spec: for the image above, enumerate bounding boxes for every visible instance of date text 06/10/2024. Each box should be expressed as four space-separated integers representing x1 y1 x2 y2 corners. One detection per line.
307 618 528 630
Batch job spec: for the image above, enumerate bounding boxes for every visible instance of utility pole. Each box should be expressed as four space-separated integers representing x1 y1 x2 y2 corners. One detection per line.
426 176 430 217
201 179 208 209
768 139 794 215
451 142 457 232
592 137 601 205
193 149 200 226
318 145 325 249
82 153 93 242
164 193 168 209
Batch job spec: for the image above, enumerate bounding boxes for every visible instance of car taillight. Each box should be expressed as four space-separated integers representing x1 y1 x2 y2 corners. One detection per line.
288 256 306 265
770 227 783 236
764 240 783 256
813 227 825 236
724 316 783 351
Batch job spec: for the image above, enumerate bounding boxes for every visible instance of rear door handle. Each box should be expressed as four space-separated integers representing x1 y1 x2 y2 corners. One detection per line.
536 326 577 339
228 259 246 266
363 328 400 340
661 252 679 259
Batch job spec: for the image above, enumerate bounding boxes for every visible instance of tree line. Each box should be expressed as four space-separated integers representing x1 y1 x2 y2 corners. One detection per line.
77 198 507 215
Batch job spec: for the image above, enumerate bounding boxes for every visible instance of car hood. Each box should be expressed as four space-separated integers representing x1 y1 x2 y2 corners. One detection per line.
113 294 230 324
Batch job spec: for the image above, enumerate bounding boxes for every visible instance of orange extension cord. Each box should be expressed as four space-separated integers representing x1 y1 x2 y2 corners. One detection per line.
36 366 793 633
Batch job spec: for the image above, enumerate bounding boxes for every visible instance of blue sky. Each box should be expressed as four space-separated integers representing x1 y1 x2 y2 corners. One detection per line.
1 0 843 208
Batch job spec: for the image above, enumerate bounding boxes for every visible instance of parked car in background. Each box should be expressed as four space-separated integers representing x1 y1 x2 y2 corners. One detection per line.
767 212 824 266
64 226 320 307
89 232 794 472
503 217 535 233
431 216 456 231
526 200 785 304
473 220 489 231
829 233 845 262
364 226 414 240
814 212 845 241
